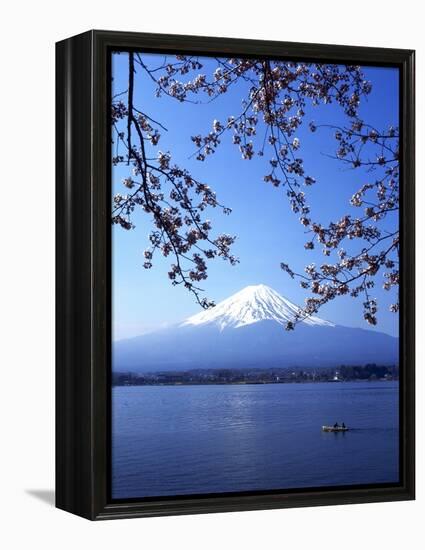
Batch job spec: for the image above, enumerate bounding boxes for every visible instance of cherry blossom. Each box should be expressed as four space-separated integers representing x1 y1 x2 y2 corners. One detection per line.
112 52 398 326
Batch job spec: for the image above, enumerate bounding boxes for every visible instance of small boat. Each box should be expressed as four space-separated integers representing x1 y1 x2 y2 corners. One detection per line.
322 425 349 432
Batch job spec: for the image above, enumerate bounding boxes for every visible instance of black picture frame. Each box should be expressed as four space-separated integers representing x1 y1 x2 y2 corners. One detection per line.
56 29 415 520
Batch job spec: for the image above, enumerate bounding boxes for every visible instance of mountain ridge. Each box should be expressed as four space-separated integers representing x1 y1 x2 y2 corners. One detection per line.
113 284 398 372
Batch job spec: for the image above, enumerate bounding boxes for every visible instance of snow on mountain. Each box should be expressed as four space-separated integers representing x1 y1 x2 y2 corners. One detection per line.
183 284 334 330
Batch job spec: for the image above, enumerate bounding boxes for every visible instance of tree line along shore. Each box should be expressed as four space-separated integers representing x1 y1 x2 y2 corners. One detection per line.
112 364 399 387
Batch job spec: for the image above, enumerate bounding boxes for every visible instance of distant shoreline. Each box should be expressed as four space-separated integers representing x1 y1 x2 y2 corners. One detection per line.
112 365 399 387
113 379 399 388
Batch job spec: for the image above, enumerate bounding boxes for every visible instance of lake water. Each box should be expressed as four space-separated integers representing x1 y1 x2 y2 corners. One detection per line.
111 381 399 499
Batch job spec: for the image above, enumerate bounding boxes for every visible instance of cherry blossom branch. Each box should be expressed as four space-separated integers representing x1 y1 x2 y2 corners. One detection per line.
112 52 238 308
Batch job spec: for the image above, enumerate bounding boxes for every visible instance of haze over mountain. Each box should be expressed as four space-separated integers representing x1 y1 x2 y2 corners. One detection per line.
113 284 398 372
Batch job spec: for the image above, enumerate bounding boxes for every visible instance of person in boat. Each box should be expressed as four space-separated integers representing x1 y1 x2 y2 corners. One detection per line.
342 422 346 429
333 422 339 428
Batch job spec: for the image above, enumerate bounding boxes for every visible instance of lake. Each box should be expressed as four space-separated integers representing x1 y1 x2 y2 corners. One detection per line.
111 381 399 499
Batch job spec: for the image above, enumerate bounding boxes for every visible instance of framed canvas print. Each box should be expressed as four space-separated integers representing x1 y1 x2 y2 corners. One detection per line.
56 30 415 520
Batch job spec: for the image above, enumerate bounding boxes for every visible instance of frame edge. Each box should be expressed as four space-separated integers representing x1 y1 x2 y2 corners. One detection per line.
56 30 415 520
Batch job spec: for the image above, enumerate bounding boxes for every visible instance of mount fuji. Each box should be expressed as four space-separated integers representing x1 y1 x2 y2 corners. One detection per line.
182 284 334 330
113 284 398 372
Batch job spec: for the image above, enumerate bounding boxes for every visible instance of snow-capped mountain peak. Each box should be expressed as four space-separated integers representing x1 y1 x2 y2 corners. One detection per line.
183 284 334 330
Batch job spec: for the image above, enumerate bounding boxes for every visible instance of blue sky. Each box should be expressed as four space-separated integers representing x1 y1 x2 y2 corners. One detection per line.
112 53 399 339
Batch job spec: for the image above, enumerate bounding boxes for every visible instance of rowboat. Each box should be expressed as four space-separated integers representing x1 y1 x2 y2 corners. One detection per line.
322 425 349 432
